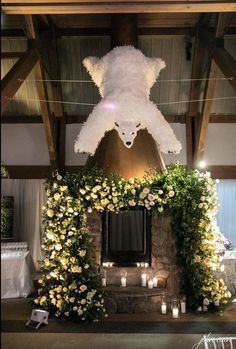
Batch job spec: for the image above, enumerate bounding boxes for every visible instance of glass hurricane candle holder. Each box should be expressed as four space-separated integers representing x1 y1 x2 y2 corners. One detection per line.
161 296 167 315
180 296 186 314
101 270 107 287
172 306 179 319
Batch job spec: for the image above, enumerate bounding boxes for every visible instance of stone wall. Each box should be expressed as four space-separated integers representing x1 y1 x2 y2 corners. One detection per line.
87 210 183 300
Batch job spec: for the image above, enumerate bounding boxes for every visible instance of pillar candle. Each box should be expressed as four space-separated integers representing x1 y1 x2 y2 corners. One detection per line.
161 304 167 315
121 277 126 287
153 276 158 287
148 279 153 289
141 273 147 287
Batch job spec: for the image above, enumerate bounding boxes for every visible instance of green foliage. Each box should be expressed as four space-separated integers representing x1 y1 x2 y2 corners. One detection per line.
35 164 231 321
1 196 14 239
1 164 9 178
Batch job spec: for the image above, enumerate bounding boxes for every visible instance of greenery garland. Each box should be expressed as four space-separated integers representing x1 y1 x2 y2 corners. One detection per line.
34 164 231 321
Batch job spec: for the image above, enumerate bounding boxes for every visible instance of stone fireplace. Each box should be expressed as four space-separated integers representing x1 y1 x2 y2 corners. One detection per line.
87 209 183 313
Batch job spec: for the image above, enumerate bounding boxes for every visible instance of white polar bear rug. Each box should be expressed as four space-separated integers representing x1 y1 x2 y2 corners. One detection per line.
74 46 182 155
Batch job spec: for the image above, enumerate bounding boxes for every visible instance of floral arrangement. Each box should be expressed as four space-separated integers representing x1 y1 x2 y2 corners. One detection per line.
35 164 231 321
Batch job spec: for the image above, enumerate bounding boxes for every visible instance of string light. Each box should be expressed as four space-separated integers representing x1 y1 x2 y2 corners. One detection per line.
18 76 234 84
11 95 236 107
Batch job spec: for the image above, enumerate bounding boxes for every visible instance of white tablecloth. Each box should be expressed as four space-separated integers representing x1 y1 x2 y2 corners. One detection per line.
1 251 35 299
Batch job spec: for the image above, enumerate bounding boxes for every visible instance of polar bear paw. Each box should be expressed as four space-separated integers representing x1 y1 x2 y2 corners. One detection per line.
159 139 182 154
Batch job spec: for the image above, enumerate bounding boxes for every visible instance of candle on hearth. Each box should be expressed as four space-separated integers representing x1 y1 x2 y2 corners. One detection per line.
172 306 179 319
101 270 106 287
121 277 126 287
153 276 158 287
161 303 167 315
148 279 153 289
180 296 186 314
141 272 147 287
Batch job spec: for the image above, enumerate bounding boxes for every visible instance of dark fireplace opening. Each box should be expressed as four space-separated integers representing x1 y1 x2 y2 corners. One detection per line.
102 207 151 266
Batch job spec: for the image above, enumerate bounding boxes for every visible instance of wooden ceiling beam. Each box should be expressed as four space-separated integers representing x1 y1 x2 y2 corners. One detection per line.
194 13 228 164
1 51 24 59
186 32 206 169
25 14 58 166
4 165 236 179
1 47 39 114
2 2 236 15
199 27 236 91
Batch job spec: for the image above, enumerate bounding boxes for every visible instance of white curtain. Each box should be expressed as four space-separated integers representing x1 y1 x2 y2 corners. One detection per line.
1 179 46 269
216 179 236 246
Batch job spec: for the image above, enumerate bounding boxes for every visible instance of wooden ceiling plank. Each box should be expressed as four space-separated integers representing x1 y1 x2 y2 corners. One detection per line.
2 2 236 15
25 14 58 165
1 47 39 114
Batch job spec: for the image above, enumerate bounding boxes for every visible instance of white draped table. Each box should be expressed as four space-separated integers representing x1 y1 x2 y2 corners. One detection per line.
1 251 35 299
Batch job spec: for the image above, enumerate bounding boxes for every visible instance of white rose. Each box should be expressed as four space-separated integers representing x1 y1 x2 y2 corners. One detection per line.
128 200 136 207
57 175 62 180
158 207 164 213
143 188 150 194
80 285 88 292
81 299 86 305
203 298 210 306
128 178 135 184
54 193 60 201
79 189 86 195
168 190 175 198
47 209 54 217
78 309 83 315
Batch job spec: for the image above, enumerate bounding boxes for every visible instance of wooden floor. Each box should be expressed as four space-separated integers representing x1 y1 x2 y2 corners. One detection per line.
1 297 236 349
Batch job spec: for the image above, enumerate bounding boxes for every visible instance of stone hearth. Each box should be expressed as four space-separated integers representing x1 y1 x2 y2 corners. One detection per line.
87 210 183 313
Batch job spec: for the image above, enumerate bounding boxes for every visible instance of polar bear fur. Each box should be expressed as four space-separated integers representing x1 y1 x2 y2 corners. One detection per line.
74 46 182 155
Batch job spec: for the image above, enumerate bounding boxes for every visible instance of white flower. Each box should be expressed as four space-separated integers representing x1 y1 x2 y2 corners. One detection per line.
54 193 60 201
143 188 150 194
70 297 75 303
131 189 136 195
168 190 175 197
80 285 88 292
128 200 136 206
47 209 54 217
200 196 206 201
158 190 163 195
197 306 202 312
198 203 204 208
79 188 86 195
78 309 83 315
149 201 155 206
64 312 69 316
84 264 89 269
128 178 135 184
158 207 163 213
203 298 210 306
73 306 78 311
46 233 53 240
67 208 74 213
203 305 208 312
72 266 82 273
57 175 62 180
214 300 220 306
79 250 86 257
81 299 86 305
139 192 146 199
147 193 155 201
87 207 92 213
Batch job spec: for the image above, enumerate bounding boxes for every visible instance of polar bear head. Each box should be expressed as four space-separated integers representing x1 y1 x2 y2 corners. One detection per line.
114 121 141 148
